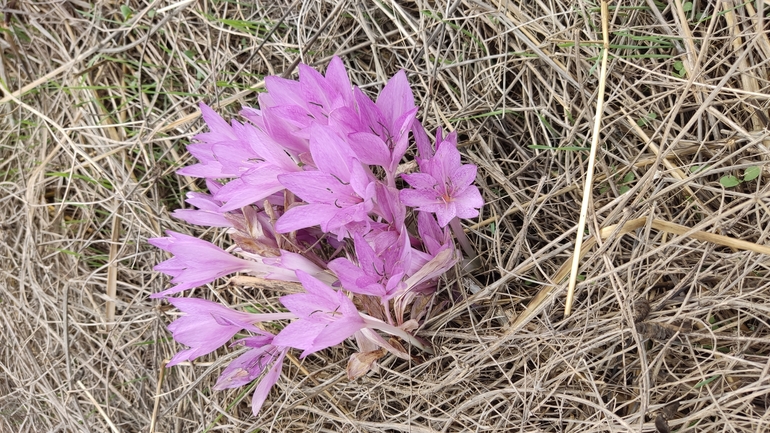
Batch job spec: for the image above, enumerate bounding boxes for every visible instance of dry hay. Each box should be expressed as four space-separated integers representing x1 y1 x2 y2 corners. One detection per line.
2 0 770 432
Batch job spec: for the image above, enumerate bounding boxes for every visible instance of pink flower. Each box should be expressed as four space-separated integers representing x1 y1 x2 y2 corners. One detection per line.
149 231 267 298
171 179 232 228
150 231 327 298
346 71 418 175
416 211 452 257
327 232 410 299
272 271 365 358
164 297 294 366
399 134 483 227
152 56 485 418
213 335 289 415
275 124 377 239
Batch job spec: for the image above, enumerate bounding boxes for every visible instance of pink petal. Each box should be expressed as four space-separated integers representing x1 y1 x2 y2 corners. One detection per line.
348 132 391 167
374 184 405 227
214 175 284 212
399 187 440 208
349 163 375 200
353 87 387 138
308 317 364 355
264 76 306 109
172 209 231 227
432 202 457 227
261 104 309 154
299 63 340 117
328 258 378 296
453 187 484 218
324 56 353 106
400 172 438 190
275 204 339 233
328 106 364 135
449 164 478 191
279 171 358 205
271 320 326 352
295 270 336 298
199 103 237 141
376 70 415 131
413 119 433 161
431 139 462 179
251 349 287 415
213 345 274 390
387 107 418 171
308 124 354 182
176 161 224 179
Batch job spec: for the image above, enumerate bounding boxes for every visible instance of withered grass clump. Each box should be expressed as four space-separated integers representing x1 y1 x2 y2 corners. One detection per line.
2 1 769 432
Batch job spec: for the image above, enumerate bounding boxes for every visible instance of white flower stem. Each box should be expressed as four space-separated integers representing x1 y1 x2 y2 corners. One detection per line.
361 315 434 354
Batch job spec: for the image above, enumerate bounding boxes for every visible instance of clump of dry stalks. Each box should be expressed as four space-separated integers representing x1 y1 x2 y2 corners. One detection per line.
2 1 770 432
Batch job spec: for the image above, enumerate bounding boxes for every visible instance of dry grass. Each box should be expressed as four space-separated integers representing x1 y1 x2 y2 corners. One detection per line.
2 0 770 432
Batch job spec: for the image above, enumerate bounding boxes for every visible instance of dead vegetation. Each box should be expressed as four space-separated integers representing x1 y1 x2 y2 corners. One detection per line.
2 0 770 432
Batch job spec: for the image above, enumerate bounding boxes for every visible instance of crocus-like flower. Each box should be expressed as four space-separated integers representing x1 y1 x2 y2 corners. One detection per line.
155 56 485 418
165 297 295 366
171 179 232 228
150 231 328 298
327 232 409 300
276 125 376 238
347 78 418 176
213 335 289 415
400 134 484 227
149 231 270 298
416 211 452 257
272 271 365 358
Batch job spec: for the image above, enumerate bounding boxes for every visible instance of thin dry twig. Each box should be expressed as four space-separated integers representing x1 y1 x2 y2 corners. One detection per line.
565 0 611 317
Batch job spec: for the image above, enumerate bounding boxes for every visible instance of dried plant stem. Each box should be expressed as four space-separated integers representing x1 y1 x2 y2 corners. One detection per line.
77 381 120 433
564 0 611 317
105 211 120 330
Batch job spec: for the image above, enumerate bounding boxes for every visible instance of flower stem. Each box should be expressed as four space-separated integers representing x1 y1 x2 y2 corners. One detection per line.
361 315 434 354
449 217 475 260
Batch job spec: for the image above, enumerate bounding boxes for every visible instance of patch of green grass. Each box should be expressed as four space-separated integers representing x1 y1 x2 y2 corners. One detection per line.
120 4 133 21
47 171 114 190
598 168 636 195
537 113 560 138
205 13 287 38
672 60 686 78
450 109 524 123
637 111 658 127
133 337 174 346
694 374 721 389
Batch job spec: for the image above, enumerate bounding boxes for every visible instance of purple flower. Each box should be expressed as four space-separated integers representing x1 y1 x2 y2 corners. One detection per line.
171 179 232 228
275 125 376 238
272 271 365 358
416 211 452 257
210 120 301 212
400 135 483 227
149 231 268 298
149 231 324 298
152 56 485 418
164 297 294 366
327 232 410 299
213 335 289 415
175 103 242 179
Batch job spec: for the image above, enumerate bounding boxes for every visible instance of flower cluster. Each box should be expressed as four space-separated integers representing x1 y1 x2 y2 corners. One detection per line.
151 57 483 416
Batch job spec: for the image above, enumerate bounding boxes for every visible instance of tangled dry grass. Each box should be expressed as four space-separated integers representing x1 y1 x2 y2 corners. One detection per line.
2 0 770 432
